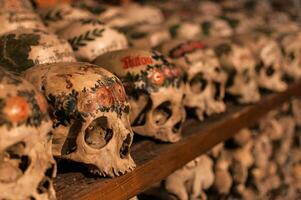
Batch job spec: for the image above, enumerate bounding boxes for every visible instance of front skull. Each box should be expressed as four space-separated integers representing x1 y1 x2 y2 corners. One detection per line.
22 62 135 177
160 39 226 121
94 49 186 142
211 39 261 104
0 28 76 73
58 18 128 62
240 33 287 92
0 68 56 200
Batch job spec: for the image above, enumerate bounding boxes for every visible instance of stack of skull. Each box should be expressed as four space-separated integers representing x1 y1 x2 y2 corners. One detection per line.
0 0 301 199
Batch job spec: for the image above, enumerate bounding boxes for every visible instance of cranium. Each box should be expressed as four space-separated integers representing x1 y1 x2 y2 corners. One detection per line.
0 28 76 73
167 19 201 40
94 49 186 142
239 33 287 92
0 0 47 36
160 39 226 121
119 3 164 26
22 62 135 177
278 31 301 80
163 155 214 200
38 3 93 32
198 1 222 18
198 17 233 38
119 24 171 49
0 67 56 200
210 39 260 104
0 0 34 10
58 18 128 62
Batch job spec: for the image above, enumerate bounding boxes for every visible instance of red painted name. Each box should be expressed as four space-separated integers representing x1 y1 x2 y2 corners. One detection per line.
121 56 154 69
171 41 205 58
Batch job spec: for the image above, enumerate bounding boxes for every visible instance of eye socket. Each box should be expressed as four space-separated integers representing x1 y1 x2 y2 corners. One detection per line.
153 101 172 126
189 73 208 93
288 52 295 62
0 142 30 183
85 116 113 149
266 66 275 76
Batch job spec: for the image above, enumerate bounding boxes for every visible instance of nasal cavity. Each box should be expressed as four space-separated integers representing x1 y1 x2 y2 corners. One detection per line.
172 120 183 134
120 134 132 159
37 164 55 194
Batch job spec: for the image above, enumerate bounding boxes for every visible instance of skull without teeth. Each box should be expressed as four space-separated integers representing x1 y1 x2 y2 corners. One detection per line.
210 39 261 104
94 49 186 142
160 39 226 120
278 31 301 80
0 67 56 200
0 28 76 73
58 18 128 62
0 9 47 36
239 33 287 92
22 62 135 177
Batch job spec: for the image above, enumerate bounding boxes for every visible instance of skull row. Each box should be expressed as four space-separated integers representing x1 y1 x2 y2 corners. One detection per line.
0 67 56 200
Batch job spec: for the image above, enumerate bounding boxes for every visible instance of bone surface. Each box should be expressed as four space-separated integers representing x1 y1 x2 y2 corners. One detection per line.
94 49 186 142
0 67 56 200
0 29 76 73
22 62 135 177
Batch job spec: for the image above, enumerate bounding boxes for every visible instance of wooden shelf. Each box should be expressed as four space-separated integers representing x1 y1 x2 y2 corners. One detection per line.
55 81 301 200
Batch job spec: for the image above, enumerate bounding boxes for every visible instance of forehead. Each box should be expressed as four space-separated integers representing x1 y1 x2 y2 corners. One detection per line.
95 49 168 76
27 62 120 94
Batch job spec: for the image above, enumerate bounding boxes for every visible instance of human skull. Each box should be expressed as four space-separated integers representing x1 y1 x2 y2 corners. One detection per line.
160 39 226 120
58 18 128 62
198 1 222 18
22 62 135 177
0 28 76 73
198 17 233 38
38 3 93 32
166 19 201 40
119 24 171 49
119 3 164 26
218 13 264 35
278 31 301 80
239 33 287 92
163 155 214 200
0 2 47 35
210 39 260 104
0 67 56 200
0 0 34 10
94 49 186 142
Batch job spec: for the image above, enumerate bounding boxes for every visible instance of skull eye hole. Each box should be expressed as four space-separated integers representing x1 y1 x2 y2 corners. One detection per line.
85 116 113 149
266 66 275 76
0 142 30 183
120 134 132 159
153 101 172 126
189 73 208 93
